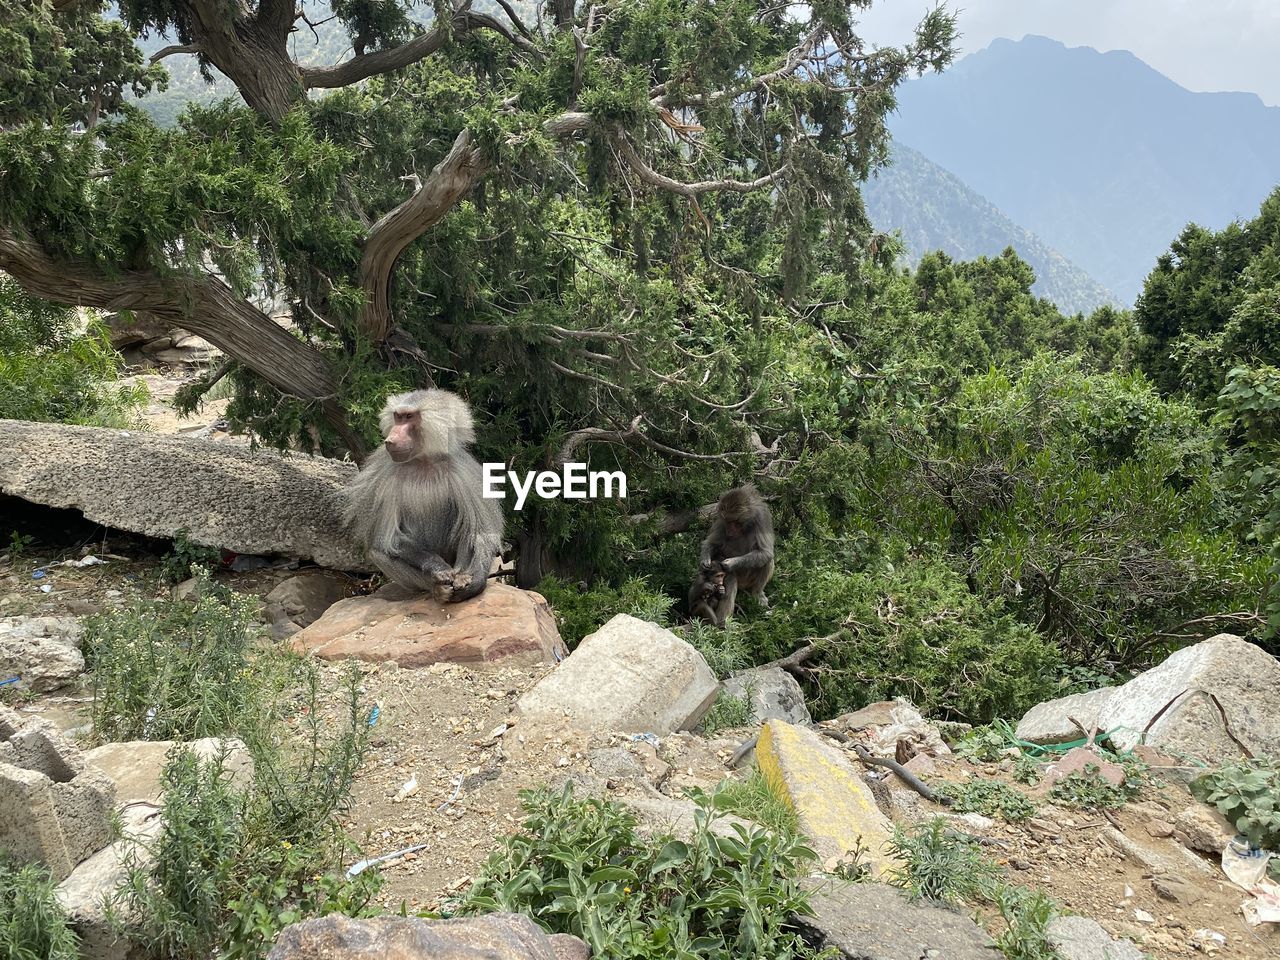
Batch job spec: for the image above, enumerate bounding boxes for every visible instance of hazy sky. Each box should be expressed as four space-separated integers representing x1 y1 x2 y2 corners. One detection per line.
857 1 1280 107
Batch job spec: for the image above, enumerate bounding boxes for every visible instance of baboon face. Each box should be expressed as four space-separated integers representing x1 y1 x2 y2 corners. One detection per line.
384 407 421 462
379 389 477 463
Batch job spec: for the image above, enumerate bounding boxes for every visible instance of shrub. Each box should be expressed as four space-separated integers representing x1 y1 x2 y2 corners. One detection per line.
886 817 999 904
942 780 1038 823
112 667 379 960
992 884 1059 960
457 783 821 959
0 277 146 427
85 569 286 744
538 575 675 648
158 530 223 585
0 856 79 960
712 769 800 836
1191 758 1280 855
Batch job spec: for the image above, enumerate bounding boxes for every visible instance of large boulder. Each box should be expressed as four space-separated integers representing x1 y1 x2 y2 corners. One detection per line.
517 615 719 734
1015 686 1117 745
755 720 897 878
0 419 365 570
0 615 85 692
267 914 589 960
722 666 811 725
293 583 566 667
793 880 1000 960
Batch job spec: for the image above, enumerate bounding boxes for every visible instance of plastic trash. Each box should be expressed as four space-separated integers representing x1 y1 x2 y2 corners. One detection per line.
345 842 429 879
367 704 381 727
1222 836 1270 888
393 774 418 802
32 569 45 579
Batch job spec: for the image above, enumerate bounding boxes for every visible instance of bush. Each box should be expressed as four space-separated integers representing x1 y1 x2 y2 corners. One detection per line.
0 856 79 960
457 783 822 959
0 277 146 426
112 668 379 960
1191 758 1280 856
85 570 286 744
538 575 675 648
886 817 999 904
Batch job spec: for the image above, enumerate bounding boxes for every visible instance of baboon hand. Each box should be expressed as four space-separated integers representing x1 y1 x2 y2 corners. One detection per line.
431 569 456 603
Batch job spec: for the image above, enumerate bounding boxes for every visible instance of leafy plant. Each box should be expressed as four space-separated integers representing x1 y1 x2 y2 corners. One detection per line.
943 780 1038 823
457 783 821 959
992 884 1060 960
6 530 35 560
85 569 284 744
1191 758 1280 853
0 856 79 960
955 720 1024 762
886 817 1000 904
538 576 676 649
1048 763 1141 810
158 531 223 586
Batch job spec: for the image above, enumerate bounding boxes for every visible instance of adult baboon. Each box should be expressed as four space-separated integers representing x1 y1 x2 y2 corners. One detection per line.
696 484 774 620
343 389 503 603
689 561 735 628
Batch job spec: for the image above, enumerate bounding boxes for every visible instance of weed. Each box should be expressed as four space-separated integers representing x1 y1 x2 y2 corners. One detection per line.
1048 762 1141 810
943 780 1038 822
1013 755 1043 784
992 884 1060 960
712 768 800 835
1191 757 1280 858
886 817 999 905
458 782 822 959
0 856 79 960
6 530 34 560
158 531 222 585
955 719 1024 763
700 689 752 736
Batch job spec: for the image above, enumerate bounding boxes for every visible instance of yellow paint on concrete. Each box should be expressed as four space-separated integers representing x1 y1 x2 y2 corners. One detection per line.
756 719 899 878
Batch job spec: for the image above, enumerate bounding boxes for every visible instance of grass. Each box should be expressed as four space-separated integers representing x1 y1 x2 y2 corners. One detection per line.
712 768 799 835
0 856 79 960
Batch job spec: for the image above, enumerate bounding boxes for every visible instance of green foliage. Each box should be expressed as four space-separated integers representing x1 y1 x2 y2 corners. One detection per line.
6 530 35 559
538 575 675 648
700 689 752 736
942 780 1038 823
1048 758 1145 810
712 769 800 836
157 530 223 585
85 569 282 743
0 855 79 960
886 817 999 904
992 884 1060 960
457 783 822 959
1191 758 1280 853
113 679 379 960
0 277 145 426
955 720 1023 763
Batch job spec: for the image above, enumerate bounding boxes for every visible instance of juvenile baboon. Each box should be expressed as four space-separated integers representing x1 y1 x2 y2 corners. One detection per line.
343 389 503 603
696 484 774 621
689 561 736 628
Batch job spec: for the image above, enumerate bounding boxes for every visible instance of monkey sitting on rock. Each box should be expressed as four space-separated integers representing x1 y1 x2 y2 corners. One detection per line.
689 484 774 626
343 389 503 603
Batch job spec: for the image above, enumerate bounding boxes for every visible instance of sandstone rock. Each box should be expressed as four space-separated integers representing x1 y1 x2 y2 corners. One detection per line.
1173 803 1235 854
756 720 898 878
793 879 1000 959
1101 826 1215 877
722 666 811 725
0 419 365 570
0 706 116 882
265 570 356 638
1043 746 1126 789
0 615 84 692
518 615 718 734
1151 873 1205 905
1097 634 1280 763
84 737 254 805
834 700 905 730
294 583 566 668
267 913 590 960
1015 686 1117 745
1046 916 1145 960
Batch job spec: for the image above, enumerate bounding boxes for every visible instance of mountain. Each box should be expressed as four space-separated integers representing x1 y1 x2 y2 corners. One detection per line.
863 143 1120 315
887 35 1280 304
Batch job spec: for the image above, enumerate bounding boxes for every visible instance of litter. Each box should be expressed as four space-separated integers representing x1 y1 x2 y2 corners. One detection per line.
345 842 430 879
49 555 108 568
393 774 419 803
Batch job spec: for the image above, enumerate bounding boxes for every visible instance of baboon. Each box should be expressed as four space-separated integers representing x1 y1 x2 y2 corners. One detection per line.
689 561 736 628
343 389 503 603
695 484 774 621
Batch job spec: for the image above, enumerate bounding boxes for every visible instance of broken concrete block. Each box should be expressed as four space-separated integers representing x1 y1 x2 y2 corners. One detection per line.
755 719 898 878
518 615 719 734
1047 916 1145 960
0 706 117 882
1015 686 1117 745
1173 803 1235 854
0 616 85 693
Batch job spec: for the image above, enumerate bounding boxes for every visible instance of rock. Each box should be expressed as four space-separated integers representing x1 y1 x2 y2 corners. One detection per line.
518 615 718 734
755 720 898 878
55 803 163 960
0 419 366 570
1101 827 1215 877
1015 687 1118 745
267 913 590 960
0 615 84 692
621 793 755 841
294 583 566 668
903 753 938 778
1152 873 1205 905
1096 634 1280 763
834 701 903 730
1043 746 1126 789
1047 916 1145 960
722 666 811 725
265 571 356 638
84 738 254 805
1145 818 1175 839
793 879 1000 959
1173 804 1235 854
0 706 117 882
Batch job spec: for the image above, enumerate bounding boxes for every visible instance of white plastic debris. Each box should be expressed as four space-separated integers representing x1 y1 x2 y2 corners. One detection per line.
393 774 418 803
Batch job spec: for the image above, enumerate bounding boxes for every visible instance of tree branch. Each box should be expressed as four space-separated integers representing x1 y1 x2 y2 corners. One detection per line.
614 135 790 197
149 44 201 64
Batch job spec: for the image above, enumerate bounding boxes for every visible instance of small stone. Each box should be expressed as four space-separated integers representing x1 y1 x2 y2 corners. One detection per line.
1135 909 1156 924
1145 819 1175 839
